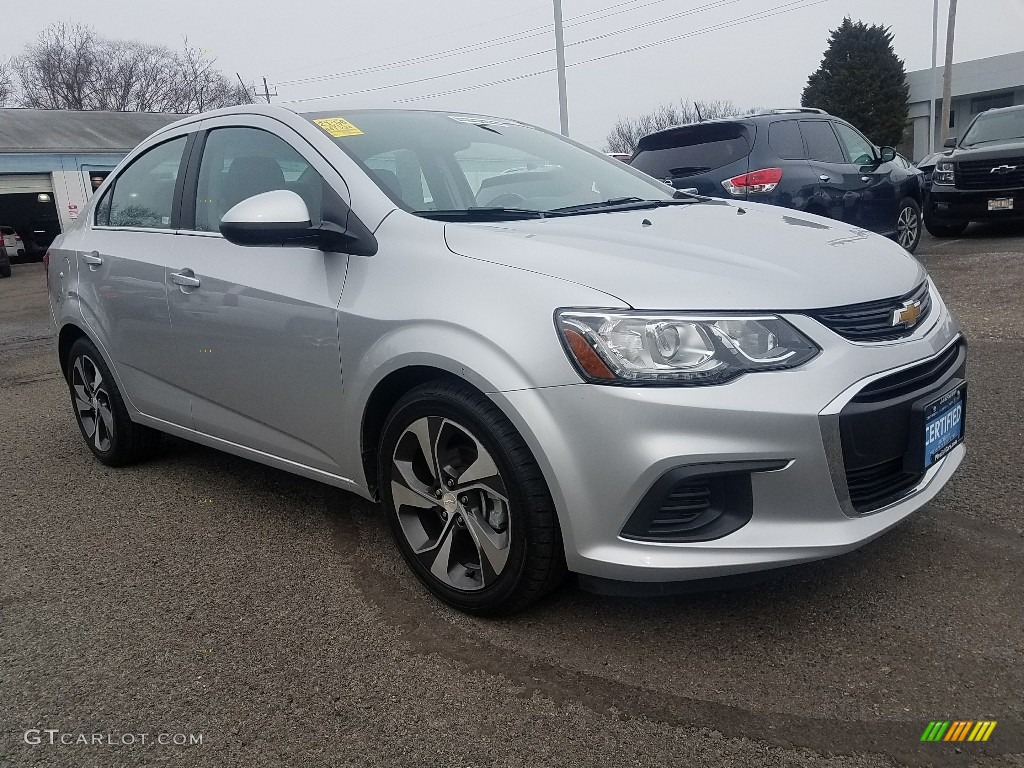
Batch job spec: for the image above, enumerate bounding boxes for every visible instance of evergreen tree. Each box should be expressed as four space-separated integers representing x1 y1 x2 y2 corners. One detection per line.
802 18 910 147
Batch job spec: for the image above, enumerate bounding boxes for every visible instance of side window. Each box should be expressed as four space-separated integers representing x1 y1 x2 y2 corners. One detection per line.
834 123 876 165
768 120 805 160
94 186 113 226
799 121 846 164
193 127 324 232
106 137 188 228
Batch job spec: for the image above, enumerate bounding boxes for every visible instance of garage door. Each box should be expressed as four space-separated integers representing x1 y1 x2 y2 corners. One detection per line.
0 174 53 194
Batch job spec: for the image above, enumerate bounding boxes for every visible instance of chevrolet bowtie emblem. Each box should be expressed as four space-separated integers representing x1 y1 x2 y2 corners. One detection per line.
991 165 1018 174
893 300 923 327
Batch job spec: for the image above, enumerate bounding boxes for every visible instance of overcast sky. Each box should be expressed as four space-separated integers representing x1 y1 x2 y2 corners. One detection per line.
6 0 1022 147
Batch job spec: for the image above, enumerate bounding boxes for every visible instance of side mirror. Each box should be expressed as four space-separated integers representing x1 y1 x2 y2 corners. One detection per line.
878 146 897 163
220 190 314 247
943 137 957 149
219 189 377 255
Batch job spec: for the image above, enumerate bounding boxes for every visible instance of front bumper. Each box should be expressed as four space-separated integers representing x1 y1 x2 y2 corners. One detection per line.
498 293 965 582
928 185 1024 222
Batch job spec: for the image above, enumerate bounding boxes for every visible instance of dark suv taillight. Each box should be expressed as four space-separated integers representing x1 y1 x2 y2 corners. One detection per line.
722 168 783 195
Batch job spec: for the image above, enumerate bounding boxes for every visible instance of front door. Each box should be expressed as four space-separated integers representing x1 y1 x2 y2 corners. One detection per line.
167 123 350 474
800 120 865 226
833 122 897 235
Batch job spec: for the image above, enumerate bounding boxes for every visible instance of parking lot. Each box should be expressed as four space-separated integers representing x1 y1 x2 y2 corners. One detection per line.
1 227 1022 767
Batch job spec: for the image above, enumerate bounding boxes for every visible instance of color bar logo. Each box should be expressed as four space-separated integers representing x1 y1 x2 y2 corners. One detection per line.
921 721 997 742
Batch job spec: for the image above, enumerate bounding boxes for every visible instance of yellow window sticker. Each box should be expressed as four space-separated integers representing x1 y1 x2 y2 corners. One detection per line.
313 117 364 138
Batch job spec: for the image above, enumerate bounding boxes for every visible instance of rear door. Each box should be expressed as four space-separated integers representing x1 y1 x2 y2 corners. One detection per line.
799 120 865 226
78 132 194 425
167 117 351 474
630 123 752 197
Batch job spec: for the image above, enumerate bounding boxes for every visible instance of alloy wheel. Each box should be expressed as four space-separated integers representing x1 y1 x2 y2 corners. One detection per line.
390 416 512 591
897 205 920 250
71 354 114 452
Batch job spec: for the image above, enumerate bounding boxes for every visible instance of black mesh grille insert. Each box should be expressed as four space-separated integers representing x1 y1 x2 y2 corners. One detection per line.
845 458 924 512
808 282 931 342
956 157 1024 190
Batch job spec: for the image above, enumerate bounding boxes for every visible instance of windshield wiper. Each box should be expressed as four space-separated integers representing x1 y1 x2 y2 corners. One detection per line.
548 197 701 215
416 207 549 221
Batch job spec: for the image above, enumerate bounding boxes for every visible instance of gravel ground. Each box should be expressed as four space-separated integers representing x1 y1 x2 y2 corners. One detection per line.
1 224 1022 768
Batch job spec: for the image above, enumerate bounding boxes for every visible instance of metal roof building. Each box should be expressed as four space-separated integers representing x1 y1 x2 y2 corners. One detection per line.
0 109 184 256
903 51 1024 161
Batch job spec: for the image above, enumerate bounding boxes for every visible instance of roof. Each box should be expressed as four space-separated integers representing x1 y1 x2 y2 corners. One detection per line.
906 51 1024 103
0 109 189 154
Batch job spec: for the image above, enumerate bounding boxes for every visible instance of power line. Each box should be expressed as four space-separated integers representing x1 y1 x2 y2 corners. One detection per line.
394 0 833 104
275 0 690 89
282 0 757 104
283 0 827 106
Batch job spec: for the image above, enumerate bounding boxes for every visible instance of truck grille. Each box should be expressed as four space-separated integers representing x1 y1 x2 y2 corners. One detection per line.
808 282 931 343
956 157 1024 190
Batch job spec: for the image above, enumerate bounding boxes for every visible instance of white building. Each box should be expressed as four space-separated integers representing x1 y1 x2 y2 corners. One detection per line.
903 51 1024 162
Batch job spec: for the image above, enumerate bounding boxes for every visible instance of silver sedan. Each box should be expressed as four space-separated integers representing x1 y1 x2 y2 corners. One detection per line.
47 106 967 613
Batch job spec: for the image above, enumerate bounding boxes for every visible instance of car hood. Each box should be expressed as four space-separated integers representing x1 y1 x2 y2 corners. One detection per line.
951 137 1024 159
443 200 926 310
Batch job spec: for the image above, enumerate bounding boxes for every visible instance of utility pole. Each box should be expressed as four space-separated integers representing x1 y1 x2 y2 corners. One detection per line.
928 0 939 154
939 0 957 145
552 0 569 136
263 77 274 104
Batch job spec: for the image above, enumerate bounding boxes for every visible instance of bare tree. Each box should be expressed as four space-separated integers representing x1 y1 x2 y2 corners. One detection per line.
0 59 13 106
10 23 254 112
606 99 749 154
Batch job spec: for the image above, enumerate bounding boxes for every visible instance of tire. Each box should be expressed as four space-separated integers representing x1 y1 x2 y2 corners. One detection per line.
66 337 160 466
924 216 968 238
893 197 922 253
0 264 10 278
378 380 566 615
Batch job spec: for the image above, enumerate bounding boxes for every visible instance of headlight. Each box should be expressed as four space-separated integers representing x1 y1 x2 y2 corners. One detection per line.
933 161 955 186
556 310 820 385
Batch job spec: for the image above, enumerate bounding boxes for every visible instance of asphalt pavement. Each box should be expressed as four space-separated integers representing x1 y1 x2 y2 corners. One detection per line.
1 224 1022 768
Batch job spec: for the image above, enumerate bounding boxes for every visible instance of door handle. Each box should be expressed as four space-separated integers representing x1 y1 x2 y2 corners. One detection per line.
82 251 103 270
819 174 831 182
170 269 201 288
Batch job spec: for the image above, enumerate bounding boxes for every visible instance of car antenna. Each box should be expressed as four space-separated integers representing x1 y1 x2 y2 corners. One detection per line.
694 102 704 122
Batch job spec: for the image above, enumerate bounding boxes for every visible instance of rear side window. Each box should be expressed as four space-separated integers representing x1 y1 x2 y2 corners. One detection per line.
768 120 805 160
631 123 751 179
105 137 187 228
800 121 845 164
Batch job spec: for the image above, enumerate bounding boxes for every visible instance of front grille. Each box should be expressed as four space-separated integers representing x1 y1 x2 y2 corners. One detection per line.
808 282 931 343
956 157 1024 190
838 340 966 514
854 341 964 404
647 482 713 536
845 457 924 512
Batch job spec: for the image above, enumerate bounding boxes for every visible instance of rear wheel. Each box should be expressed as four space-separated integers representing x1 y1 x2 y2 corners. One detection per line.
924 216 968 238
378 381 566 615
66 337 160 466
894 197 922 252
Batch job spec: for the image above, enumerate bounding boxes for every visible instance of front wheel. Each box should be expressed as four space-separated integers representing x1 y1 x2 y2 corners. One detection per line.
378 381 566 615
66 337 160 466
894 197 922 252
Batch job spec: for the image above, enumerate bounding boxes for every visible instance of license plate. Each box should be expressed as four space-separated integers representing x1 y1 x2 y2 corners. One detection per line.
923 386 965 468
988 198 1014 211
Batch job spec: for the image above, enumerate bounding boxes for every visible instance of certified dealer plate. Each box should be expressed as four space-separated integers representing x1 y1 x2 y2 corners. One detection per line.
988 198 1014 211
923 386 965 468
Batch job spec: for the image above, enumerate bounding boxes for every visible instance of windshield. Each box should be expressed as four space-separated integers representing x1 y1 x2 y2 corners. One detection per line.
961 109 1024 147
304 110 672 216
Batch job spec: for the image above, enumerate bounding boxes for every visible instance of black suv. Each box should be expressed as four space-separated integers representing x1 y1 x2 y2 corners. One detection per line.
926 104 1024 236
630 108 924 252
